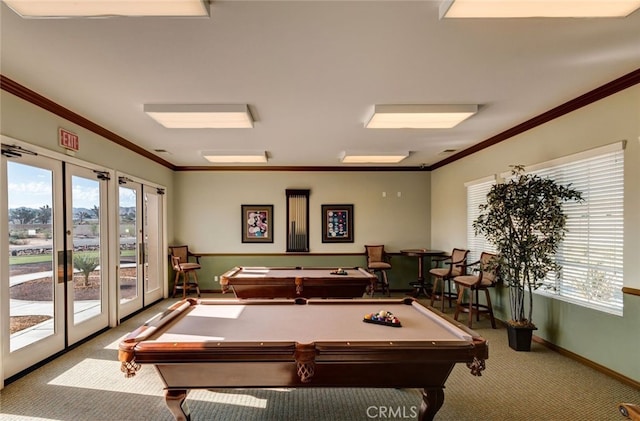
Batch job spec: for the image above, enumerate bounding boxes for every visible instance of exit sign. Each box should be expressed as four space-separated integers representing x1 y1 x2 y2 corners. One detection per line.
59 128 79 151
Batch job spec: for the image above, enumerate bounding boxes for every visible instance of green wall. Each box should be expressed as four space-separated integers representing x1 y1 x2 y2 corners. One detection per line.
172 170 432 254
170 170 437 292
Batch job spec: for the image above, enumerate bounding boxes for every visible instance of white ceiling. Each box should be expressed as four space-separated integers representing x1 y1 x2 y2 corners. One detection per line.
2 1 639 169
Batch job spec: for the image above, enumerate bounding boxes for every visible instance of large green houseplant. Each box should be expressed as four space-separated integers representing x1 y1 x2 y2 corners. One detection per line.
473 165 582 351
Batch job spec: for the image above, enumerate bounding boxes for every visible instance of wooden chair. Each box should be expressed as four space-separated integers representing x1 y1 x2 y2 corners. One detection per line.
169 245 201 298
429 248 468 312
453 252 498 329
365 245 391 297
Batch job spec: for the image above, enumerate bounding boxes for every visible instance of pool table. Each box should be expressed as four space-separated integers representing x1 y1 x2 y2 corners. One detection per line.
119 297 488 421
220 266 378 298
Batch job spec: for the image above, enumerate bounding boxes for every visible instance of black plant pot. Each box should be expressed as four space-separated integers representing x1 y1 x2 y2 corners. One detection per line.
507 324 537 352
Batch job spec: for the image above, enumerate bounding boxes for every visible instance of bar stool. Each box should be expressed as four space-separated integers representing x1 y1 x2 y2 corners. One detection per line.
365 245 392 297
169 245 201 298
453 252 498 329
429 248 468 312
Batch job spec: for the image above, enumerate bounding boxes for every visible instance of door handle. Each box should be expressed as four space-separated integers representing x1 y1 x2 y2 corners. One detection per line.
57 250 73 283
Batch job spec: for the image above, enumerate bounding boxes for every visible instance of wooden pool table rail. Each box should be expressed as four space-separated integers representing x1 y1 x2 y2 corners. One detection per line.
118 297 488 421
220 266 377 298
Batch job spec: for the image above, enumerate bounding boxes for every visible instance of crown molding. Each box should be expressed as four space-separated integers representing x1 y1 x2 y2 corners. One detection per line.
0 74 176 170
430 68 640 170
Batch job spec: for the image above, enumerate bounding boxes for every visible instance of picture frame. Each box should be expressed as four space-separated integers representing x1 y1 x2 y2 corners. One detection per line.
321 204 354 243
241 205 274 243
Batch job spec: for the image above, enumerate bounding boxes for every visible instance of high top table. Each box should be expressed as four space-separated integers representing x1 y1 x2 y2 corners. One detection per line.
400 249 445 297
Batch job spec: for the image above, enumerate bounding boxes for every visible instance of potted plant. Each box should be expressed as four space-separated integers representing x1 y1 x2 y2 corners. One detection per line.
473 165 582 351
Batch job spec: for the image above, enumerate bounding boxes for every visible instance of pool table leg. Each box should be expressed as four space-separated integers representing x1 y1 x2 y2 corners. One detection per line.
165 389 191 421
419 387 445 421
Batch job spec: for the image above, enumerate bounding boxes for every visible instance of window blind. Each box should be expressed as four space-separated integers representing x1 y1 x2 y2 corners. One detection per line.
466 177 496 263
531 146 624 315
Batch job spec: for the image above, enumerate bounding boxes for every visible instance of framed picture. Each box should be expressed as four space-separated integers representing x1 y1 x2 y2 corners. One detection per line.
321 204 354 243
241 205 274 243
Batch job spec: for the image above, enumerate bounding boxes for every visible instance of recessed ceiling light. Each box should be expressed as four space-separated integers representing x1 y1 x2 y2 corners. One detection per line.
3 0 210 18
340 151 409 164
144 104 253 129
201 151 267 163
439 0 640 18
365 104 477 129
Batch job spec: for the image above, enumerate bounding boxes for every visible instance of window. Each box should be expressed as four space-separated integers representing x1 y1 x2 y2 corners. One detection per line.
466 176 496 263
530 143 624 315
466 142 624 315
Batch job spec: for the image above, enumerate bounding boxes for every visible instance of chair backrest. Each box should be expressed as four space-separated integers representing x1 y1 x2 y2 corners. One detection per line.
169 246 189 268
479 252 498 285
365 245 385 265
450 248 469 275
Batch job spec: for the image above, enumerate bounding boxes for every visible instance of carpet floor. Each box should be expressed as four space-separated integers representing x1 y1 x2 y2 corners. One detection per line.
1 295 639 421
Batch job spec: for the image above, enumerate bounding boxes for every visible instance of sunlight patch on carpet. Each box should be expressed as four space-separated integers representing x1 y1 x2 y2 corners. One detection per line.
199 390 269 408
47 358 162 396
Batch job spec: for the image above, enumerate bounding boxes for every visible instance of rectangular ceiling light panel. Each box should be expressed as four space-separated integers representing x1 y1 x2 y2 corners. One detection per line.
3 0 210 18
366 104 477 129
440 0 640 18
144 104 253 129
340 151 409 164
201 151 267 163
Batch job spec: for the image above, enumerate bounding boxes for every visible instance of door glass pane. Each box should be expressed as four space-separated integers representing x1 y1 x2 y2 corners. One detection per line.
119 185 137 303
144 191 160 293
71 175 102 324
7 161 55 351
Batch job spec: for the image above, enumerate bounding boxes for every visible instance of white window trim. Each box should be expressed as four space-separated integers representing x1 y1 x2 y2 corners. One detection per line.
499 141 625 178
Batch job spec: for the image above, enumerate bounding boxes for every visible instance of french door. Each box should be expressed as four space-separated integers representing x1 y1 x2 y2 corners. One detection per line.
1 151 65 380
2 142 165 384
143 186 164 305
117 178 143 318
117 177 165 319
65 163 109 345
